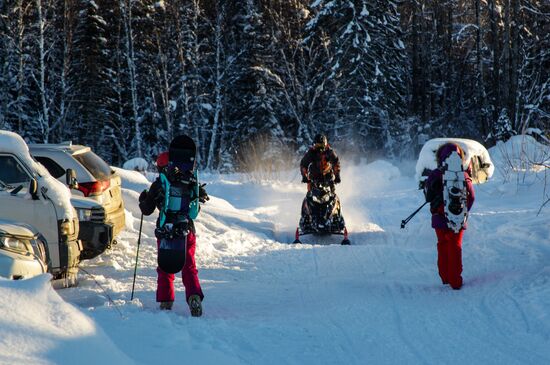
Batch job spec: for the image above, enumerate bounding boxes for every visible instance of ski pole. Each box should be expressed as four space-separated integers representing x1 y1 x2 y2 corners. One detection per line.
130 213 144 301
400 201 429 229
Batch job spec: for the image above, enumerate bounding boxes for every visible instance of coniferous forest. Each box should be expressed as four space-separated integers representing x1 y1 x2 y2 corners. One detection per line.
0 0 548 170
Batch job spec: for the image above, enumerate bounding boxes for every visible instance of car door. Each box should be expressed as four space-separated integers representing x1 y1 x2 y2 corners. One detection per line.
0 154 61 269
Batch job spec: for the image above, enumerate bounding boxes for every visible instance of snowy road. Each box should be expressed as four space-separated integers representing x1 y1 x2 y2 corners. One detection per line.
49 158 550 365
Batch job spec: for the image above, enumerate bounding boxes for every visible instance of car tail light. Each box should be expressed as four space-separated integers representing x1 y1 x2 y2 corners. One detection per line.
77 180 110 197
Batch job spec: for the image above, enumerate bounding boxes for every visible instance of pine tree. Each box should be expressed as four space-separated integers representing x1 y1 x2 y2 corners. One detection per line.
71 0 112 151
0 0 35 137
225 0 286 169
306 0 407 154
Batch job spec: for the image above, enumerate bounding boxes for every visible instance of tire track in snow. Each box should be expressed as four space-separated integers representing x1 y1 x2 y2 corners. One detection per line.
361 196 431 364
302 246 363 364
476 283 541 364
469 213 550 363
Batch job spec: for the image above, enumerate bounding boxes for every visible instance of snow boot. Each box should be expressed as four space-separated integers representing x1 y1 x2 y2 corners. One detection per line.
188 294 202 317
159 301 174 310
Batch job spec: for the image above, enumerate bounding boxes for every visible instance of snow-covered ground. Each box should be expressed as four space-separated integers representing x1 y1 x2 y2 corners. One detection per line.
1 138 549 365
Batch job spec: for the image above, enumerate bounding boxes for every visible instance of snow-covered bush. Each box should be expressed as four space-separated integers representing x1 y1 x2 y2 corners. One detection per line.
490 135 550 180
122 158 149 172
489 134 550 214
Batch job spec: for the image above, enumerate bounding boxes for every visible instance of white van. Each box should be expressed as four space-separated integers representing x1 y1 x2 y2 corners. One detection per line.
0 131 81 287
0 218 49 280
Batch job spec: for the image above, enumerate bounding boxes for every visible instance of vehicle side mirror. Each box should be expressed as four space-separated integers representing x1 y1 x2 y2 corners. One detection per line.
29 179 39 200
66 168 78 189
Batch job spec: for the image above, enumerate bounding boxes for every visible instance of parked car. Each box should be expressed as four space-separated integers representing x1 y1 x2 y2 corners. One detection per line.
29 143 125 238
71 195 113 260
0 219 49 280
0 131 81 287
416 138 494 189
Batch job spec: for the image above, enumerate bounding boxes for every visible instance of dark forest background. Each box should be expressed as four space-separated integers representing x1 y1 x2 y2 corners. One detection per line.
0 0 548 170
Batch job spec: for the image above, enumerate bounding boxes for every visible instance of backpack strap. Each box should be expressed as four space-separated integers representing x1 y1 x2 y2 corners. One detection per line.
159 172 171 228
188 169 200 220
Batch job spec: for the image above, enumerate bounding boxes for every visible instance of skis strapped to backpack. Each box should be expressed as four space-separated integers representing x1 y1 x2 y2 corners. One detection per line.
442 151 468 233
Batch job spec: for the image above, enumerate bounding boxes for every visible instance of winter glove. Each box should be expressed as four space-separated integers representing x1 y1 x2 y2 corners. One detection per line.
301 175 309 184
199 183 209 203
153 189 165 206
334 174 341 184
139 189 148 203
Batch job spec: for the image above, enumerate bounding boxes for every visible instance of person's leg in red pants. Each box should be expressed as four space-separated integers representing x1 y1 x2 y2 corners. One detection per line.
180 231 204 302
435 228 464 289
156 261 175 303
156 231 204 303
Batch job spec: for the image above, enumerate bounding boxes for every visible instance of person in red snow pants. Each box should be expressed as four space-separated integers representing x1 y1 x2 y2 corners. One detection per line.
435 229 464 288
138 149 208 315
156 232 203 303
424 143 475 290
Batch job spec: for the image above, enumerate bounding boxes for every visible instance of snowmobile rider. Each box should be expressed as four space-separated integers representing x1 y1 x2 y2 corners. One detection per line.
424 143 475 290
138 150 209 316
300 133 341 191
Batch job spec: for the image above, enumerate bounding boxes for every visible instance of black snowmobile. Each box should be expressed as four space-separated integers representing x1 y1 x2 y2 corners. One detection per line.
293 176 350 245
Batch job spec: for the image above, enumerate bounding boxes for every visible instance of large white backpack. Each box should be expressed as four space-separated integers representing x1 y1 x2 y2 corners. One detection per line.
442 151 468 233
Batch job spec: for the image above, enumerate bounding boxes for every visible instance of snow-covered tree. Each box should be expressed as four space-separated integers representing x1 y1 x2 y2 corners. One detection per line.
71 0 112 151
305 0 407 154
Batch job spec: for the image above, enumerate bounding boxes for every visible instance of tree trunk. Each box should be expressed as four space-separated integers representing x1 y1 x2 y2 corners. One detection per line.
121 0 142 157
207 3 225 171
36 0 50 142
502 0 511 114
475 0 488 137
488 0 500 125
510 0 520 130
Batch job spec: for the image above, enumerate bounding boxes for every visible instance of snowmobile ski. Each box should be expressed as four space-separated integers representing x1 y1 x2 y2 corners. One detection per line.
293 227 350 245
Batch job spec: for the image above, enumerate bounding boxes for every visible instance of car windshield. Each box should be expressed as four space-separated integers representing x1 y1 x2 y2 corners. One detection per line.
73 151 112 181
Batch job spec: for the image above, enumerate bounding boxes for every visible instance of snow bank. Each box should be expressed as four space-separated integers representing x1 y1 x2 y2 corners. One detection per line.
122 157 149 172
489 135 550 174
112 166 152 193
0 274 132 365
415 138 495 182
0 131 74 220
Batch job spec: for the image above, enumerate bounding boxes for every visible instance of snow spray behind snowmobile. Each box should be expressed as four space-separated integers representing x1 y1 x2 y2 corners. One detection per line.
293 174 350 245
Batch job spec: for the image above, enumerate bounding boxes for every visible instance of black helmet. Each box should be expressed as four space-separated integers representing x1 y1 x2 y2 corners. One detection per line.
313 133 328 149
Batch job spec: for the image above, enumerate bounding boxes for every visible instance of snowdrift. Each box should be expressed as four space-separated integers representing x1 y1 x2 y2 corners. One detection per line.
0 274 132 365
489 134 550 174
122 157 149 172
